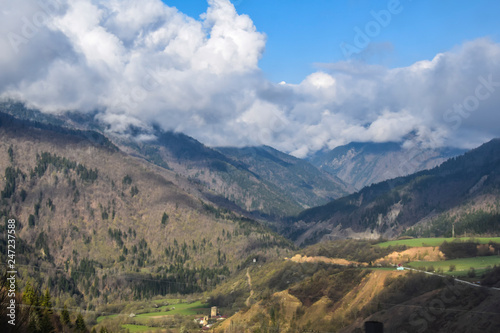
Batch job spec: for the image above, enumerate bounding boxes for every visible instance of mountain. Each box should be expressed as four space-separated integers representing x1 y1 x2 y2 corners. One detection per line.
105 129 350 219
116 132 302 218
287 139 500 245
309 141 464 191
216 146 350 209
0 102 348 218
3 103 499 333
0 110 295 308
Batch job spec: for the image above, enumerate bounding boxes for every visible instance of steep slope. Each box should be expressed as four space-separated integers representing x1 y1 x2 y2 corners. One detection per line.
342 276 500 333
112 130 353 218
309 141 463 190
0 111 294 308
1 102 346 218
216 146 350 208
116 132 306 217
287 139 500 245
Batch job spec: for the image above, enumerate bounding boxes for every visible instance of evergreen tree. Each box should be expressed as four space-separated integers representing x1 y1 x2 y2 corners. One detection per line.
28 214 36 227
8 146 14 162
61 305 71 325
39 311 54 333
22 281 39 306
130 185 139 197
75 313 87 332
20 188 27 201
161 212 169 225
41 288 53 314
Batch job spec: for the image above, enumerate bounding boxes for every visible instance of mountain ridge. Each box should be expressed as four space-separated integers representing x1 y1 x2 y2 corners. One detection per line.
309 141 465 191
287 138 500 245
0 102 349 218
0 109 295 308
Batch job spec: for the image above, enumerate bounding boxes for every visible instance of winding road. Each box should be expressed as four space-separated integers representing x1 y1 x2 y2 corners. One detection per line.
403 267 500 291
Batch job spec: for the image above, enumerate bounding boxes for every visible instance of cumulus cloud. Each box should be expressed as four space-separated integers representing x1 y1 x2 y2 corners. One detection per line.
0 0 499 158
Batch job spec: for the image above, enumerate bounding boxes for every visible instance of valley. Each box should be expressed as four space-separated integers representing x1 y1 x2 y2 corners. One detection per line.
0 107 499 333
1 1 500 332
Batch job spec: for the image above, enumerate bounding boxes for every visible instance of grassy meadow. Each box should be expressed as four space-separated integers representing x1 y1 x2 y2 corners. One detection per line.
406 255 500 274
96 298 210 332
376 237 500 248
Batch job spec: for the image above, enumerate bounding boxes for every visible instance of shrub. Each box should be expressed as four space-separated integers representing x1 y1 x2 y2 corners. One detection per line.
440 241 477 259
28 214 35 227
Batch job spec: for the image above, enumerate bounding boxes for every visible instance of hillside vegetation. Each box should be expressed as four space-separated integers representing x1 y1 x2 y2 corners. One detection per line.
0 110 294 326
1 102 349 219
208 238 500 333
2 104 500 332
286 138 500 245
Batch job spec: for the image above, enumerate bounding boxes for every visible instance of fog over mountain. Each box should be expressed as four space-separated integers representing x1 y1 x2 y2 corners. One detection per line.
1 0 500 157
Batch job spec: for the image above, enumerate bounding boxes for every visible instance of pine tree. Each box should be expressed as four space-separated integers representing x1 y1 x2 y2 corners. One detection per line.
161 212 169 225
75 313 87 332
28 214 36 227
41 288 53 314
8 146 14 162
39 311 54 333
22 281 39 306
61 305 71 325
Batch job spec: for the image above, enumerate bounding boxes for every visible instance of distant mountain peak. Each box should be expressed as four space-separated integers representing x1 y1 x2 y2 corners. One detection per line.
308 141 465 190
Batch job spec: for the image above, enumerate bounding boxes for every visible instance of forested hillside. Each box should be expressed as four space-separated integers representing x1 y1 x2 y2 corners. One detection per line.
0 111 294 322
287 139 500 245
1 102 348 218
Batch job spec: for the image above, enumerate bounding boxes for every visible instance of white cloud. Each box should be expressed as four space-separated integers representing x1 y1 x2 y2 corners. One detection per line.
0 0 499 157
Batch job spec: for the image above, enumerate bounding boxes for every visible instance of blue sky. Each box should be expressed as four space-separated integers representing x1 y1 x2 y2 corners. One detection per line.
165 0 500 83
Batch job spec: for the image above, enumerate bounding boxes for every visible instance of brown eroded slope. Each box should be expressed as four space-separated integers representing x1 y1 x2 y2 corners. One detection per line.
298 269 406 328
214 269 405 332
215 290 301 333
287 254 367 267
374 246 444 265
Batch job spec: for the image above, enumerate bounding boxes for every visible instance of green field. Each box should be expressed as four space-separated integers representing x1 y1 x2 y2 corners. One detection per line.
96 299 209 331
96 314 119 323
121 324 162 332
376 237 500 248
406 255 500 274
136 301 209 318
151 299 181 306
